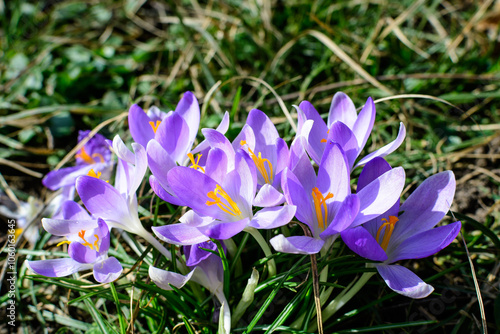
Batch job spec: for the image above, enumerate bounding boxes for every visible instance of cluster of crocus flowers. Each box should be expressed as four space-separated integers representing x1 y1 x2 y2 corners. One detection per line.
30 90 461 332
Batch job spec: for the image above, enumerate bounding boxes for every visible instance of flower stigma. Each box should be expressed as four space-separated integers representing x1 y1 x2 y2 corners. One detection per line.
149 120 161 133
311 187 334 230
76 146 105 164
240 140 274 184
78 229 100 251
187 153 205 172
206 184 242 217
375 216 399 251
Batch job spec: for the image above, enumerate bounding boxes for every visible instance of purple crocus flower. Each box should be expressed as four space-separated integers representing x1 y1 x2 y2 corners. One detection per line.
27 201 122 283
128 105 169 148
151 149 296 245
341 158 461 298
42 130 113 192
75 135 172 260
270 140 406 255
149 241 230 333
233 109 289 205
296 92 405 170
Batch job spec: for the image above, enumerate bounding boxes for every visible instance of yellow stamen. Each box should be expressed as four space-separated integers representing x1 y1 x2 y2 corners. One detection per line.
375 216 399 251
187 153 205 172
320 129 330 144
240 140 274 184
76 146 95 164
149 120 161 133
206 184 242 217
14 228 23 240
57 240 72 247
78 230 100 251
87 169 102 179
311 187 334 230
91 152 105 163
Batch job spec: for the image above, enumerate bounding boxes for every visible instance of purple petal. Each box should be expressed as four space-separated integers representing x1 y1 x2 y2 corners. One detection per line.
270 235 324 255
317 142 350 202
93 257 123 283
128 104 155 148
253 184 285 207
149 266 195 291
352 97 375 152
149 175 186 206
328 92 357 128
205 148 229 185
281 168 314 229
202 128 236 170
191 112 230 155
155 113 190 164
42 165 94 191
76 176 129 223
147 139 177 189
357 157 392 191
232 124 256 155
62 200 91 220
389 221 461 262
353 167 405 226
112 135 135 164
153 211 212 245
168 166 226 219
96 218 111 254
296 102 328 165
231 151 257 209
288 137 316 194
376 264 434 298
326 122 359 170
185 241 220 267
355 122 406 168
196 217 250 240
27 258 91 277
69 242 98 263
248 205 296 229
274 138 290 182
42 218 97 236
174 91 200 153
394 171 456 242
321 194 360 237
340 226 388 261
247 108 279 146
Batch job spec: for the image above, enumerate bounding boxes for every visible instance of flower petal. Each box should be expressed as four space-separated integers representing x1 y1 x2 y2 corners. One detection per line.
61 200 91 220
352 97 375 152
326 121 359 170
321 194 360 237
296 103 327 165
93 257 123 283
389 221 461 262
149 266 196 291
76 176 129 223
202 128 236 170
355 122 406 168
253 184 285 207
42 165 94 191
197 217 250 240
69 241 98 263
340 226 387 261
281 168 314 229
357 157 392 191
149 175 185 206
174 91 200 154
27 258 92 277
128 104 155 148
376 264 434 299
353 167 405 226
248 205 296 229
155 113 190 164
205 148 229 185
394 171 456 242
328 92 357 128
317 141 350 202
147 139 177 190
270 235 324 255
153 211 212 245
42 218 97 236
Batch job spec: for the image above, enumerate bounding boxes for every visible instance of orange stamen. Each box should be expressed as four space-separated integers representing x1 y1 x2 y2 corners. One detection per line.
375 216 399 251
311 187 334 230
87 169 102 179
76 146 95 164
149 120 161 133
206 185 241 216
187 153 205 172
240 140 274 184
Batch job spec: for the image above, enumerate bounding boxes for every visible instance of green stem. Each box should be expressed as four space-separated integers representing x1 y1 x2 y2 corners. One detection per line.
139 229 172 261
309 271 375 332
245 227 276 278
